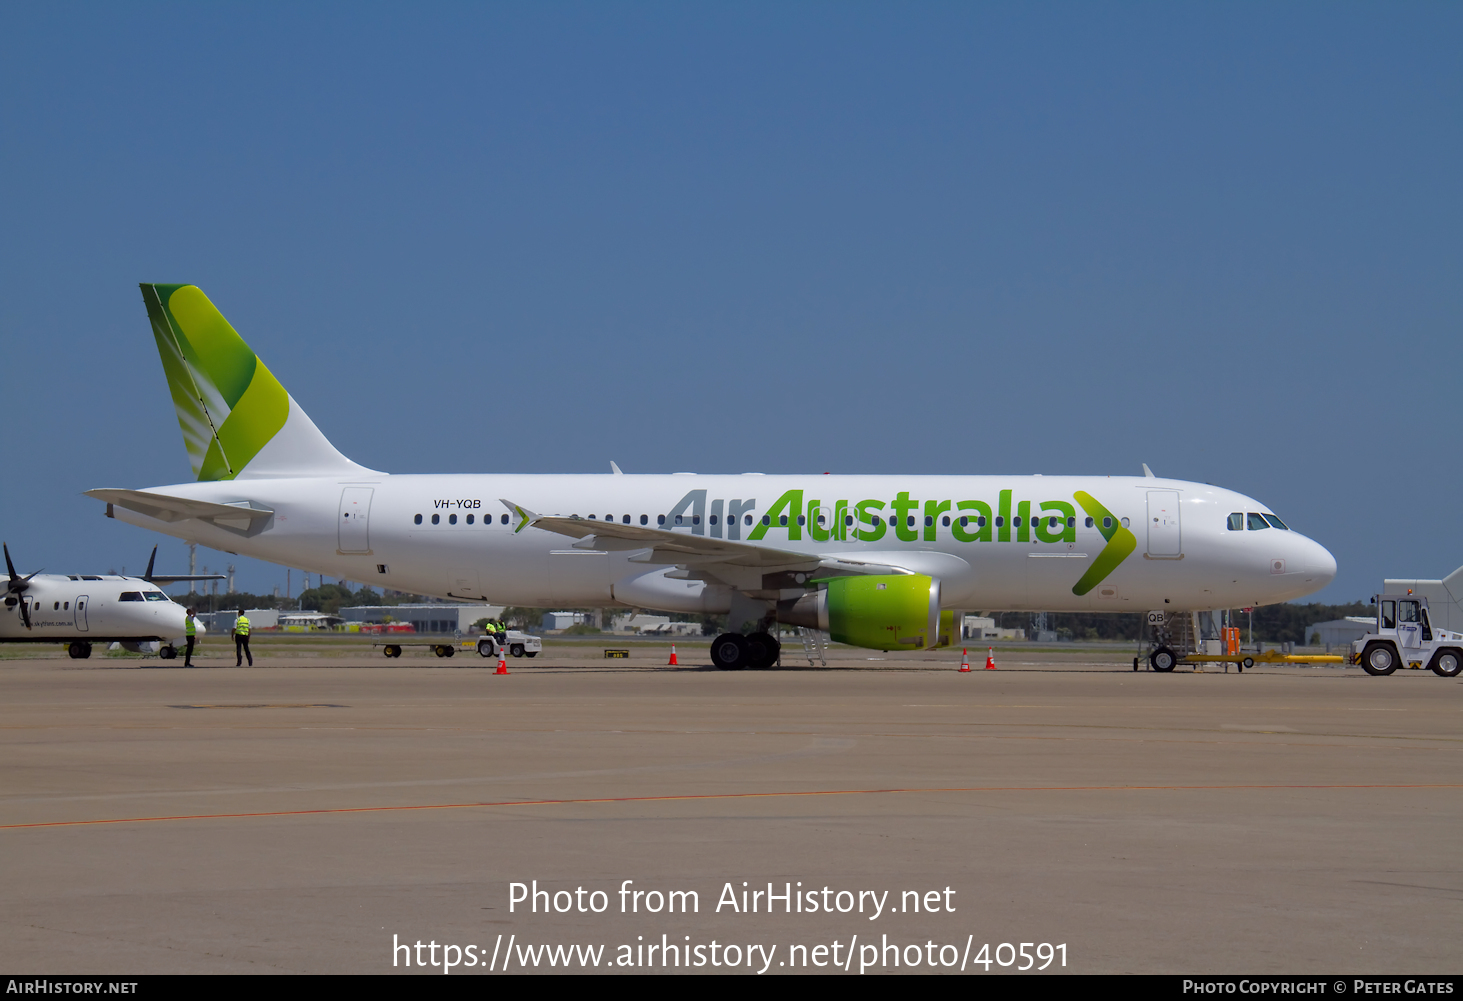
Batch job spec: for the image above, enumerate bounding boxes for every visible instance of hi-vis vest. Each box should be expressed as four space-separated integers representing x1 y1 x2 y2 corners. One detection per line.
185 617 196 637
235 616 251 636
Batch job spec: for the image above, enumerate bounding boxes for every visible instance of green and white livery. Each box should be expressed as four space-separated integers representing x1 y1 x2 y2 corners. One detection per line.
93 285 1337 668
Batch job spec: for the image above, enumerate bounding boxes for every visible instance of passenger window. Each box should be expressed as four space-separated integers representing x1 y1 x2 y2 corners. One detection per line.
1085 517 1094 528
1066 517 1075 527
675 515 683 525
54 601 60 610
500 513 509 525
762 515 770 526
449 514 457 524
1227 513 1243 531
431 514 440 525
871 516 882 526
845 515 853 526
779 515 788 526
588 514 597 520
977 516 987 527
640 515 648 525
710 515 719 525
1012 517 1022 527
622 515 630 524
907 516 915 527
693 516 701 525
1380 601 1396 628
925 516 934 527
744 514 752 526
658 515 666 525
1262 514 1289 530
414 514 422 525
1103 517 1112 529
941 516 950 527
1247 513 1269 530
605 515 613 522
797 515 805 526
466 514 474 524
994 517 1005 527
63 602 69 610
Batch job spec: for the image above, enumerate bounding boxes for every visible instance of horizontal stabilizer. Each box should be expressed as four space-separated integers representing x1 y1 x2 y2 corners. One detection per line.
86 488 274 528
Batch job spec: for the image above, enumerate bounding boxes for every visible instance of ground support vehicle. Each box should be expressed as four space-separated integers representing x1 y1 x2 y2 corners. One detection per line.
1351 594 1463 677
1134 611 1343 673
474 631 542 659
373 640 462 659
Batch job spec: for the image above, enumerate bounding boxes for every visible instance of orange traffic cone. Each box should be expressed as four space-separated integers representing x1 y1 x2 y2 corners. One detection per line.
495 653 509 675
984 647 997 671
668 644 679 666
959 648 971 672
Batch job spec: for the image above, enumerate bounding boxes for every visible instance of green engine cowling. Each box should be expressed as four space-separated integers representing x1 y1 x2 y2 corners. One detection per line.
779 574 955 651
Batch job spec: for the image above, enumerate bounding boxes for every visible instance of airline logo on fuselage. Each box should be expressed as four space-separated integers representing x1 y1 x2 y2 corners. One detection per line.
662 488 1138 595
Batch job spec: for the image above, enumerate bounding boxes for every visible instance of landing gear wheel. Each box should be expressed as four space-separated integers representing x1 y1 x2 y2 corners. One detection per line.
710 633 749 670
510 644 525 658
1361 642 1398 676
67 641 91 660
1150 646 1177 672
1429 648 1462 678
745 631 780 669
159 644 177 660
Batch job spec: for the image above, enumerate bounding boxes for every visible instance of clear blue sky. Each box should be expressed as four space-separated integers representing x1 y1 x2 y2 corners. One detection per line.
2 3 1458 603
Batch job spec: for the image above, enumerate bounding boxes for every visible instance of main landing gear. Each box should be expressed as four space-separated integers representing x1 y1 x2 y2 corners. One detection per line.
67 641 92 660
710 631 781 670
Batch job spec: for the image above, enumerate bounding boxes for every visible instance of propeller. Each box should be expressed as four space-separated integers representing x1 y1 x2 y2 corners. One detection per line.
3 543 41 630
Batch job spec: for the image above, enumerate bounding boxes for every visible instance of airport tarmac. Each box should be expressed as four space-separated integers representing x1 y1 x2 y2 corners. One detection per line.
2 641 1459 975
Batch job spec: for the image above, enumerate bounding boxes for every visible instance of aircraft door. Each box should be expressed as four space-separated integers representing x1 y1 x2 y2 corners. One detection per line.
338 488 374 553
1146 490 1182 557
75 596 89 632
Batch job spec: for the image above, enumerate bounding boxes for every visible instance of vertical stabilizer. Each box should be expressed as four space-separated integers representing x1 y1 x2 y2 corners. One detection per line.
140 284 376 480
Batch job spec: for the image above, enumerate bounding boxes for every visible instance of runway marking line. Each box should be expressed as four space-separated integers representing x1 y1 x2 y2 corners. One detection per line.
5 783 1462 831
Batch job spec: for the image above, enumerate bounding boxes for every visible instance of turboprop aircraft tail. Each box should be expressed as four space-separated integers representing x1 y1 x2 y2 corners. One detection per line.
140 284 375 480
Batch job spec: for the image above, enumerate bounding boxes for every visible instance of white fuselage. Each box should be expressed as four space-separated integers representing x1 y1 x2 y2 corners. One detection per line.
105 473 1337 614
0 575 192 643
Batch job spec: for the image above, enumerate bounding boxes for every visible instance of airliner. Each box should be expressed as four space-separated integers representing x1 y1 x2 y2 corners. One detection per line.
1 544 219 659
86 284 1337 669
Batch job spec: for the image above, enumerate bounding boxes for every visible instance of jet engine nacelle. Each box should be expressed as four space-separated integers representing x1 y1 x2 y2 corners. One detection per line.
779 574 954 651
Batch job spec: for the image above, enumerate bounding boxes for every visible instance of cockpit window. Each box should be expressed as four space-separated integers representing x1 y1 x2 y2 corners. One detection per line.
1262 514 1289 530
144 592 170 602
1246 513 1270 530
1227 513 1244 531
118 591 144 601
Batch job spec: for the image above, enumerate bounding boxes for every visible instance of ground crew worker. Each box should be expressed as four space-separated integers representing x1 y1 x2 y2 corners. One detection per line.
233 612 253 666
184 608 197 668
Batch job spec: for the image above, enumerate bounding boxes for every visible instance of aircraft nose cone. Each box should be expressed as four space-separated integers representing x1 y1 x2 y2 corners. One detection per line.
1304 537 1337 584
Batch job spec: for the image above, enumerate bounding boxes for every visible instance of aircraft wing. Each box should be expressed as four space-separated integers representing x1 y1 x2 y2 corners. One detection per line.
86 489 275 528
501 500 913 575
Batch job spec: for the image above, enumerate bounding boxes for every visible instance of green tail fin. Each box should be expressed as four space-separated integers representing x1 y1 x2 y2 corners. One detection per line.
141 284 371 480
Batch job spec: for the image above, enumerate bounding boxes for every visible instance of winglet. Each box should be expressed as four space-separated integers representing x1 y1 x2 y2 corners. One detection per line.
1142 463 1156 478
499 499 539 534
610 461 624 475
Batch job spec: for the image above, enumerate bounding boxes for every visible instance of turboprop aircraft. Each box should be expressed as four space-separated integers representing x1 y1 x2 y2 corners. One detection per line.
87 284 1337 669
1 543 223 660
